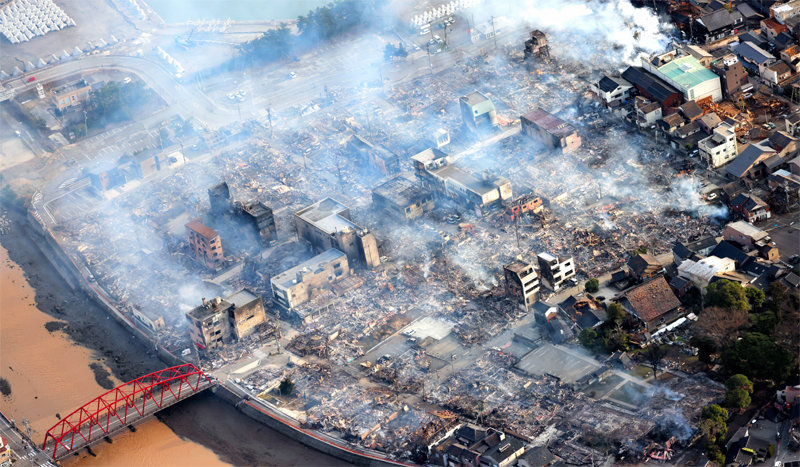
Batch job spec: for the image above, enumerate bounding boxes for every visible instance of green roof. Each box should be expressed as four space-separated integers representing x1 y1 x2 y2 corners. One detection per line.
657 55 719 90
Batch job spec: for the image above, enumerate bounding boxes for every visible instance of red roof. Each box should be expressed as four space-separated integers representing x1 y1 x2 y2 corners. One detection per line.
185 218 218 240
623 276 681 323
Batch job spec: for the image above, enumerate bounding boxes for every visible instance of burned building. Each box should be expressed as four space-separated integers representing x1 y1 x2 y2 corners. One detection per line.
208 181 231 214
537 252 575 290
505 193 543 221
503 258 540 311
459 91 498 131
185 289 267 350
372 175 434 221
270 249 350 312
294 198 380 268
411 148 512 213
241 201 277 245
185 218 224 271
347 134 400 176
524 29 548 60
520 108 581 153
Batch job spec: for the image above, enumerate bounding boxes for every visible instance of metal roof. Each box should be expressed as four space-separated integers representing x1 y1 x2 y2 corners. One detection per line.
657 55 720 90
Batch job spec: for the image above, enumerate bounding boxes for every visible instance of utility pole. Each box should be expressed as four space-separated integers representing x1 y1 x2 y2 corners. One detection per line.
267 106 273 140
426 43 433 74
491 16 497 49
513 213 520 250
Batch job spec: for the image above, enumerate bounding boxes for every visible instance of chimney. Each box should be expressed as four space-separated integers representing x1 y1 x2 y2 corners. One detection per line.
202 297 207 307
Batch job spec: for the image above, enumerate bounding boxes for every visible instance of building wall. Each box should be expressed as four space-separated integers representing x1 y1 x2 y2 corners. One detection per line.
520 118 582 152
186 305 231 349
700 126 738 168
230 296 267 340
187 226 223 270
504 265 539 310
271 253 350 310
53 85 91 111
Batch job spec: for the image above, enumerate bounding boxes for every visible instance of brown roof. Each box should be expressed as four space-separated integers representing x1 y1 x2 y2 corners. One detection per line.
623 276 681 323
185 218 218 239
627 253 661 277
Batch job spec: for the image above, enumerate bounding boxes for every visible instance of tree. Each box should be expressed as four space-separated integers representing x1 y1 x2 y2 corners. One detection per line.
721 332 794 381
606 302 625 327
699 404 729 445
724 374 753 410
636 245 648 255
694 306 749 346
643 344 667 380
767 281 789 306
585 278 599 293
579 328 603 352
706 444 725 465
706 279 749 310
279 377 295 396
745 287 765 310
690 335 716 364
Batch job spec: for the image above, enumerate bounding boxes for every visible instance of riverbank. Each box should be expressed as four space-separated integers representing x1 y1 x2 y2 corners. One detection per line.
0 185 350 466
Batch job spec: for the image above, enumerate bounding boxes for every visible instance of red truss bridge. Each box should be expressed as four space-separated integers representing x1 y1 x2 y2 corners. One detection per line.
42 363 214 461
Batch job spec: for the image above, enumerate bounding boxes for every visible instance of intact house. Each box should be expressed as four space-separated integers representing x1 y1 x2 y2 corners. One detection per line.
520 108 582 153
762 60 792 85
559 295 606 330
762 17 789 42
677 256 737 291
641 51 722 104
727 132 799 181
372 175 434 221
617 276 683 332
723 220 780 261
634 96 662 128
627 253 663 281
730 193 771 222
590 75 633 107
781 44 800 72
294 198 380 268
460 91 497 132
699 122 738 168
693 8 744 43
185 290 268 350
672 236 719 266
734 40 776 75
785 110 800 136
430 424 526 467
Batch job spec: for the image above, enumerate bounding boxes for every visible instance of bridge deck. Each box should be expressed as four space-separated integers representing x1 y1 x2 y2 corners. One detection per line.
43 379 214 460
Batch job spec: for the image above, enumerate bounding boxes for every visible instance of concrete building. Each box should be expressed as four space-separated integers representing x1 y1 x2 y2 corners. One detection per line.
505 193 543 221
372 175 434 221
642 52 722 103
294 198 380 268
677 256 737 290
699 122 738 168
537 252 575 290
185 290 267 350
185 218 224 270
524 29 549 60
241 201 277 245
208 181 231 214
710 54 749 97
411 148 512 212
459 91 497 131
503 258 540 311
270 249 350 311
52 78 91 111
520 108 582 152
347 134 399 176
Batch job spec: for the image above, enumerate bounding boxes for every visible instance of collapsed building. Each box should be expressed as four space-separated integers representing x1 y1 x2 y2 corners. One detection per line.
347 134 400 176
523 29 549 60
372 175 434 221
270 248 350 314
411 148 512 214
294 197 380 268
185 289 268 350
520 108 582 153
208 181 277 244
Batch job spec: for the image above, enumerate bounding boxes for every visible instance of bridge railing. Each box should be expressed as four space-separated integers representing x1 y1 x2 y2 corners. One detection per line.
42 363 212 460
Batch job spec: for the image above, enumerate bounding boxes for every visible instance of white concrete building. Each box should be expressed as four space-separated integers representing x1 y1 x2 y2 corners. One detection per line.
699 123 738 168
642 52 723 103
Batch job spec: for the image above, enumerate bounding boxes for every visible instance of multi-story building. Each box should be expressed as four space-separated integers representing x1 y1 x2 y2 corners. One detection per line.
520 108 582 152
52 78 91 111
185 218 224 270
270 249 350 311
411 148 512 213
537 252 575 290
372 175 434 221
710 54 749 97
185 289 267 350
503 258 540 311
459 91 497 131
294 198 380 268
208 181 231 214
241 201 277 245
347 134 400 176
591 75 633 107
524 29 549 60
642 52 722 103
699 122 738 168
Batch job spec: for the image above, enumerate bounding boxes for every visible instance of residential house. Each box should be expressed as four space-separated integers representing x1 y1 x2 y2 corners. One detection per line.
683 44 714 66
669 275 692 297
618 276 683 331
622 66 684 108
727 139 777 180
781 44 800 71
641 52 722 103
520 107 582 152
738 31 770 50
771 1 800 24
710 54 750 97
659 112 686 136
460 91 497 131
699 122 738 168
677 256 737 290
547 317 574 344
627 253 663 281
698 112 722 134
762 17 790 41
431 425 526 467
785 111 800 136
763 60 792 84
734 41 776 73
559 295 606 329
591 75 633 107
634 96 663 128
693 8 744 43
270 249 350 312
730 193 771 222
372 175 434 221
680 100 704 122
790 155 800 175
672 236 718 265
723 220 780 260
736 2 763 29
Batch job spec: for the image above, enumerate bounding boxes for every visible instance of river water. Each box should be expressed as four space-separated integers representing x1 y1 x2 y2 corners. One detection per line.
0 239 349 466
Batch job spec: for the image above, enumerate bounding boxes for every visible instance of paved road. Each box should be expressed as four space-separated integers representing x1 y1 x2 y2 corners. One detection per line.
0 410 53 466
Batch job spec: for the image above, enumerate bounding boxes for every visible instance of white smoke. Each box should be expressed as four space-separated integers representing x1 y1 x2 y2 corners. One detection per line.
669 177 728 219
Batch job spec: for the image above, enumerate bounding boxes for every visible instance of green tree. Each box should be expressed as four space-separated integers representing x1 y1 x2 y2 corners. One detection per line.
585 278 599 293
699 404 729 445
579 328 602 352
706 444 725 465
721 332 794 381
745 287 765 309
706 279 749 310
606 302 625 327
690 335 716 364
724 374 753 410
767 281 789 305
279 377 295 396
750 310 778 335
636 245 648 255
